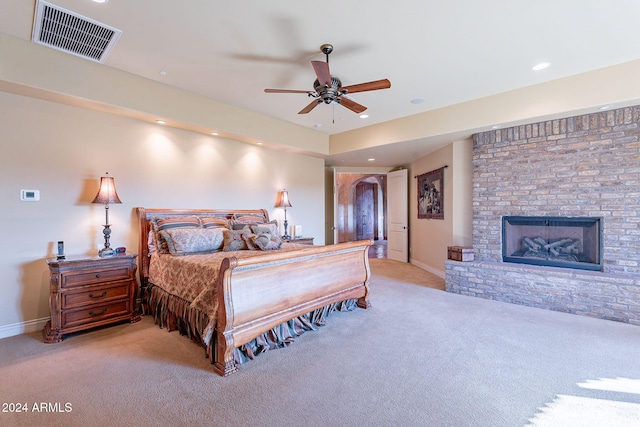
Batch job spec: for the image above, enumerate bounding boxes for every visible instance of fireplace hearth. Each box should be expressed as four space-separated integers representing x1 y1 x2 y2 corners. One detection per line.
502 216 602 271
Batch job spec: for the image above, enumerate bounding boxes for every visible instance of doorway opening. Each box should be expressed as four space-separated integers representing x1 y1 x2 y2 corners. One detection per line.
335 173 387 258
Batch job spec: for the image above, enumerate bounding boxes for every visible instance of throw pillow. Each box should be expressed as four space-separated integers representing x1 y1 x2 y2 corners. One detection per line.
251 233 283 250
222 229 251 251
161 228 225 256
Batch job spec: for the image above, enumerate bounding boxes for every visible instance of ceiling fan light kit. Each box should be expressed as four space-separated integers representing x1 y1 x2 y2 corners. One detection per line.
264 44 390 115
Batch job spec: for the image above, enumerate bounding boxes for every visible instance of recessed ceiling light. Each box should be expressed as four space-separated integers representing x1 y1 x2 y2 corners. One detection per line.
532 62 550 71
599 105 614 110
159 71 167 76
256 141 263 145
410 98 426 104
92 0 108 3
210 132 218 136
314 123 323 128
155 120 166 125
491 124 502 129
359 114 369 119
367 158 375 162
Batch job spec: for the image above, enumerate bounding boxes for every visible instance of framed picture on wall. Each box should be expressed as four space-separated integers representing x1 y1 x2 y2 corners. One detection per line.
417 167 444 220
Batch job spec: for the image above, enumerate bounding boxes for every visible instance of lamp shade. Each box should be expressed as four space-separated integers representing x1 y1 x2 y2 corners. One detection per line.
274 190 292 208
92 173 122 205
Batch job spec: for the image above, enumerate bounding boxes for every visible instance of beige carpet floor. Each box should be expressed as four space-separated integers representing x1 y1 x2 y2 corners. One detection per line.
1 259 639 427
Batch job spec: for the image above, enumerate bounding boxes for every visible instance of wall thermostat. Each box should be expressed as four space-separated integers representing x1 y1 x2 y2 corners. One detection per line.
20 189 40 201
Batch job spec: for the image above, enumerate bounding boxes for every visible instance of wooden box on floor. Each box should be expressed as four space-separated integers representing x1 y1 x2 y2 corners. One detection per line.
447 246 474 262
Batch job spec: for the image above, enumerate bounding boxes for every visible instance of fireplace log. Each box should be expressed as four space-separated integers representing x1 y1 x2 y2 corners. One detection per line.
560 239 582 255
544 238 574 250
523 237 541 251
534 237 547 247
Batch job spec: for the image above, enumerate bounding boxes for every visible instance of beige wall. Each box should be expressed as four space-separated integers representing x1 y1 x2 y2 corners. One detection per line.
0 92 325 332
409 140 473 276
451 140 473 247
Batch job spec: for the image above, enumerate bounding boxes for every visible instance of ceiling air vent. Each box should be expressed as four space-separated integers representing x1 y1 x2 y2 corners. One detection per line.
32 0 121 63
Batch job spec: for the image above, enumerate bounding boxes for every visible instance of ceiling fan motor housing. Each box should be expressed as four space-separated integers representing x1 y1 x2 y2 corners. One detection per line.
314 76 342 104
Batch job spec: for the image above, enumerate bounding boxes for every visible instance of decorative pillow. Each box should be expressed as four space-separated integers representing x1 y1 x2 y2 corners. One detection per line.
200 217 230 229
250 220 278 236
222 229 252 251
231 222 254 230
243 233 258 250
250 233 283 251
231 213 267 229
151 216 201 254
233 212 267 223
160 228 225 256
148 230 156 254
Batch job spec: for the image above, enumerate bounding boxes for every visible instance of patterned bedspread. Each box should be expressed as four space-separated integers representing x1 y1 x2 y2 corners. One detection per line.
148 244 303 346
148 244 302 318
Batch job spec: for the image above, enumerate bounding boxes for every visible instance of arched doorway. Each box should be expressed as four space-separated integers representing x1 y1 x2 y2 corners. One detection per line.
334 174 387 258
335 173 387 245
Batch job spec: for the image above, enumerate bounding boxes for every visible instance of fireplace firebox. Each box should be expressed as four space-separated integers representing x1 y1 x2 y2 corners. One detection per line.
502 216 602 271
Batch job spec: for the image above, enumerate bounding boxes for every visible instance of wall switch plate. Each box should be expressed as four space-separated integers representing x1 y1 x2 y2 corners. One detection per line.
20 189 40 201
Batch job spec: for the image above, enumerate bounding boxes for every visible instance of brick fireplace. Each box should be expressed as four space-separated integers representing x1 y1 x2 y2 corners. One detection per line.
445 106 640 325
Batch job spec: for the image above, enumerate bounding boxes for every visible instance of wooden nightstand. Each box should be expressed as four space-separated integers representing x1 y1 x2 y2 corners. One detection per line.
288 237 314 245
42 254 140 343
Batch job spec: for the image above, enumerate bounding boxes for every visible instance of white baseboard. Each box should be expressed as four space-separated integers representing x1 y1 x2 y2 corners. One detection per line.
410 258 445 279
0 317 49 340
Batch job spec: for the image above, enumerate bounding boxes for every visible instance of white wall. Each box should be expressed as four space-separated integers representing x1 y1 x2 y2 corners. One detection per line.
0 92 325 335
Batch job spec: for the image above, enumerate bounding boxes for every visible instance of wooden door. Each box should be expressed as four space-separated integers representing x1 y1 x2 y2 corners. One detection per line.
355 182 375 240
387 169 408 262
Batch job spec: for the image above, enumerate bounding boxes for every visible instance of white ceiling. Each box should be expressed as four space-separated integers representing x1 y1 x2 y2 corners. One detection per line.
3 0 640 166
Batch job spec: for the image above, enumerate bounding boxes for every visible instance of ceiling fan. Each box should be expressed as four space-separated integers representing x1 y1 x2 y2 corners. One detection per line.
264 44 391 115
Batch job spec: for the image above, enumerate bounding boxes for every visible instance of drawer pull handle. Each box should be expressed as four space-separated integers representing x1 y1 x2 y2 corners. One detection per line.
88 291 108 299
88 308 107 316
95 274 101 279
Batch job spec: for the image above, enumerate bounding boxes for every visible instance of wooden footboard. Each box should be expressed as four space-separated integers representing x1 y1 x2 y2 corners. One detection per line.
213 240 371 376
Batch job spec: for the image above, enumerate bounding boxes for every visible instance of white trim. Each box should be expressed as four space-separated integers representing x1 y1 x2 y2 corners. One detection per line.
410 258 445 279
0 317 49 340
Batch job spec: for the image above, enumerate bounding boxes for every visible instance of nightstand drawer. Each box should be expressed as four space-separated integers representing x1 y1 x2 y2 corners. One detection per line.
63 283 130 308
61 266 132 289
62 300 131 329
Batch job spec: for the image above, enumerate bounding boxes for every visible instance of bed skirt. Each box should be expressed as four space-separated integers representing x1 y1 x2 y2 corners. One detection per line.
146 284 358 365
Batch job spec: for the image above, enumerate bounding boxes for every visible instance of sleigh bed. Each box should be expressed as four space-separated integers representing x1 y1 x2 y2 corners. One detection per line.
136 207 371 376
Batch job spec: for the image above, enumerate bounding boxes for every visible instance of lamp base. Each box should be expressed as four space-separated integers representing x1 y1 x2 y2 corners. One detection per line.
98 248 116 257
282 219 291 240
99 222 115 257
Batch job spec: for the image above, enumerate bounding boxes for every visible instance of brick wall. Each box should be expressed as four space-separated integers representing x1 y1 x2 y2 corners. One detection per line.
473 106 640 274
446 106 640 324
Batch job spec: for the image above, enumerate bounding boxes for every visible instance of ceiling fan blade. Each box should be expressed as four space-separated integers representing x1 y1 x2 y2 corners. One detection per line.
338 97 367 114
311 60 332 87
264 88 312 94
341 79 391 94
298 99 321 114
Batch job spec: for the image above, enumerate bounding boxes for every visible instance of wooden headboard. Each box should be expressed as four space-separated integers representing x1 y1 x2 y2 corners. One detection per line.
135 207 269 286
